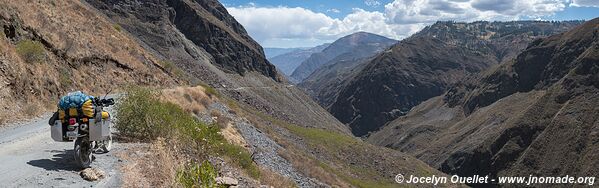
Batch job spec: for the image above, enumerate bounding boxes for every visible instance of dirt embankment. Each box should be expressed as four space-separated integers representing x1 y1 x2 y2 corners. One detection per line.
0 0 177 125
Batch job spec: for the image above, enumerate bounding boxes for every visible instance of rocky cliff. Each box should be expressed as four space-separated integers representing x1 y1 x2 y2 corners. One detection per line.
86 0 279 81
328 21 582 136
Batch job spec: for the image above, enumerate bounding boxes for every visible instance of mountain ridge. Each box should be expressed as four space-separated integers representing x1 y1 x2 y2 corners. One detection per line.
290 32 397 82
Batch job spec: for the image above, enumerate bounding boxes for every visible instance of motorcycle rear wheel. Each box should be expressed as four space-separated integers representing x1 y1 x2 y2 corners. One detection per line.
101 135 112 152
74 137 93 168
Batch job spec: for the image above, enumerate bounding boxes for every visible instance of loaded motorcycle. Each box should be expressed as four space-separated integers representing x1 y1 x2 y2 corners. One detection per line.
50 97 115 168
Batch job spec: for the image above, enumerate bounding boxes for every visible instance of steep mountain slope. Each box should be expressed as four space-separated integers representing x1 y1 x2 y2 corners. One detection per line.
0 0 177 124
299 56 370 108
268 43 329 76
369 18 599 180
290 32 397 82
85 0 347 134
328 21 582 136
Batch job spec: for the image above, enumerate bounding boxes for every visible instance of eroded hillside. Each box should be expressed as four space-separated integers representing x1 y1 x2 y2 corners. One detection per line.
0 0 177 124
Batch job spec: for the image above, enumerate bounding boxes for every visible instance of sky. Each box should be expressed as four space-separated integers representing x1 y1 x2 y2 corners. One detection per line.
221 0 599 48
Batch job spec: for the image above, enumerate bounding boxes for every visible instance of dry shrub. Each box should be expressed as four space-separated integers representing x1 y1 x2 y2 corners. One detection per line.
220 124 248 148
22 103 40 116
119 139 179 187
199 97 211 108
151 138 178 186
210 110 231 129
161 86 213 115
278 148 349 187
259 167 296 188
0 114 6 125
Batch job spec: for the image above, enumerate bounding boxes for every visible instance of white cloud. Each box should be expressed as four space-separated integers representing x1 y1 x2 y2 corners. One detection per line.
227 6 423 47
365 0 382 7
384 0 567 24
570 0 599 7
327 8 341 13
227 0 576 47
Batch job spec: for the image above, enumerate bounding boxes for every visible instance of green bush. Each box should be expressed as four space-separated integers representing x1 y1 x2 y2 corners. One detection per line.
177 161 222 188
114 87 188 140
113 24 122 32
197 83 219 98
115 87 260 179
218 144 260 178
16 39 46 64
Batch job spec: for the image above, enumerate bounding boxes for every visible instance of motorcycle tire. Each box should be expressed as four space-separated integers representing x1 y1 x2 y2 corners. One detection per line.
101 135 112 153
74 137 93 168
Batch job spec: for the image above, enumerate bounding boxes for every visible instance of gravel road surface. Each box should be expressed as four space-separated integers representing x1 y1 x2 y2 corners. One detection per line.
0 114 122 188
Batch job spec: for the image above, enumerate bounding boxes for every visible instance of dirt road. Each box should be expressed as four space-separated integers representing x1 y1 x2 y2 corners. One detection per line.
0 114 123 187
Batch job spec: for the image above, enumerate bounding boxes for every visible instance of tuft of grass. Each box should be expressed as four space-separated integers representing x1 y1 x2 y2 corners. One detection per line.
158 60 186 80
115 87 260 179
177 161 223 188
284 124 359 151
113 24 122 32
196 83 219 98
218 144 261 178
16 39 46 64
58 67 72 87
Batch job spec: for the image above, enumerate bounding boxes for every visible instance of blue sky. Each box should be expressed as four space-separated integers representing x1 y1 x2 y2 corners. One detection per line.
222 0 599 48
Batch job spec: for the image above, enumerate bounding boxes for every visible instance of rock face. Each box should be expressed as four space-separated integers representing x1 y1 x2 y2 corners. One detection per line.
290 32 397 82
86 0 279 81
327 21 582 136
268 44 329 76
369 18 599 180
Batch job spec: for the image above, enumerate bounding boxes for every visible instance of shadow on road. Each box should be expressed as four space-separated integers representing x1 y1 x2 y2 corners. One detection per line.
27 150 81 171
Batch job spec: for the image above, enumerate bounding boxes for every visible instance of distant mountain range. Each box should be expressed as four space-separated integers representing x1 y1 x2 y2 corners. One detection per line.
267 44 330 76
290 32 398 83
264 47 306 58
